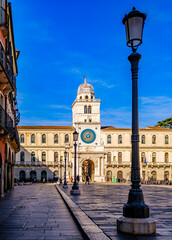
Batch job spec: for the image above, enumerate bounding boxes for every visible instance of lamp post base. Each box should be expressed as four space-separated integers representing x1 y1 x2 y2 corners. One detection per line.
70 189 80 195
117 216 156 235
63 184 68 189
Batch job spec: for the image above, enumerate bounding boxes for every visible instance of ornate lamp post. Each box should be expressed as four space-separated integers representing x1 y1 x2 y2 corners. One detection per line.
70 130 80 195
117 7 156 235
63 151 68 188
59 158 62 184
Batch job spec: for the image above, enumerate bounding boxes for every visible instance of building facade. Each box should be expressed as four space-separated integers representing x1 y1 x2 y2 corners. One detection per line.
15 79 172 183
0 1 20 196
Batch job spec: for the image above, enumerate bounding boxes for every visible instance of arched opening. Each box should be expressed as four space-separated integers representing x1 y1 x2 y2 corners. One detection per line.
20 151 25 162
107 135 111 144
118 135 122 144
82 160 94 182
41 170 47 182
165 135 169 144
141 152 145 163
65 134 69 143
31 152 35 162
53 170 59 182
106 170 112 182
85 95 88 99
152 152 156 163
165 152 169 163
84 105 87 114
141 135 145 144
31 134 35 143
20 134 24 143
117 171 123 182
54 134 58 143
151 171 157 180
42 134 46 143
164 171 169 181
30 171 37 181
88 105 91 113
19 170 26 182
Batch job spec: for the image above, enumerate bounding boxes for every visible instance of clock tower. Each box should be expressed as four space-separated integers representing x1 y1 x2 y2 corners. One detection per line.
72 77 105 182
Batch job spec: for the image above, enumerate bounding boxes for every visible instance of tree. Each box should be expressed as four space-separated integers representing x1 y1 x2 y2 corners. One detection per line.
155 118 172 129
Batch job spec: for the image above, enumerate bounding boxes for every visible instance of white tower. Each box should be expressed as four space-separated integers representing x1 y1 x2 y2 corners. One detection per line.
72 77 105 182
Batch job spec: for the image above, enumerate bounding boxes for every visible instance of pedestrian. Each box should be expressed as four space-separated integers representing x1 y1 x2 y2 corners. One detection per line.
85 174 89 185
77 175 80 183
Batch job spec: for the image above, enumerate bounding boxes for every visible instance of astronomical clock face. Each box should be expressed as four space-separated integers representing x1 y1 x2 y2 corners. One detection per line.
81 129 96 144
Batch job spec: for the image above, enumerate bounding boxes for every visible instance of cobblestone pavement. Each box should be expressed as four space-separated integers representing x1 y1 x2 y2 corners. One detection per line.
61 183 172 240
0 183 84 240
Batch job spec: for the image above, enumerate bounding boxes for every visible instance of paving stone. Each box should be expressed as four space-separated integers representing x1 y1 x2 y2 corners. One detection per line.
0 184 84 239
59 183 172 239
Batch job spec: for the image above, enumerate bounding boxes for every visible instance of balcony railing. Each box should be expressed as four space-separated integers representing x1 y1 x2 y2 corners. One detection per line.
0 42 16 91
0 105 13 135
12 126 20 149
0 7 9 37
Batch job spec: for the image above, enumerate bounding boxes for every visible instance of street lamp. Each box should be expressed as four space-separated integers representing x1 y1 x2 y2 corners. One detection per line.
70 130 80 195
117 7 156 235
63 151 68 188
59 158 62 184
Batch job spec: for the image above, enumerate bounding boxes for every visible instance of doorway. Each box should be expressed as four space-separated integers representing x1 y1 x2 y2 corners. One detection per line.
82 160 94 182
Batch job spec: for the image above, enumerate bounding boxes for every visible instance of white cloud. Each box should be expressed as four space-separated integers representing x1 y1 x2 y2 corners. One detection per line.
49 105 71 110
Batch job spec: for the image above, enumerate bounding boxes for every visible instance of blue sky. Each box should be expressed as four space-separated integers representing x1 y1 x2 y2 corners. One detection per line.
11 0 172 128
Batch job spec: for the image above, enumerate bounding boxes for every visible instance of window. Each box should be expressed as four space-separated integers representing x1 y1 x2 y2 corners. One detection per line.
118 152 122 163
85 95 88 99
20 134 24 143
151 171 157 180
20 151 24 161
107 152 111 164
31 152 35 162
142 171 145 180
88 105 91 113
141 152 145 163
84 119 87 122
107 135 111 144
91 96 93 99
165 152 169 163
54 134 58 143
165 135 169 144
141 135 145 144
89 119 92 122
65 134 69 143
54 152 58 162
31 134 35 143
42 152 46 162
80 96 82 99
152 152 156 163
164 171 169 180
117 170 123 179
42 134 46 143
152 135 156 144
84 105 87 114
118 135 122 144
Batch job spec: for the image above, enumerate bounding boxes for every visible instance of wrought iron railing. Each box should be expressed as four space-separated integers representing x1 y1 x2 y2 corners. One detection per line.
0 7 9 29
0 42 16 90
0 105 13 135
12 126 20 148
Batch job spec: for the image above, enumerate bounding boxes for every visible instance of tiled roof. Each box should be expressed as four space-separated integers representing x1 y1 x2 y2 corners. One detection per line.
17 126 74 130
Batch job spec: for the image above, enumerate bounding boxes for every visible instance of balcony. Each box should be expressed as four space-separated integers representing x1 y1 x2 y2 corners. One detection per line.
9 126 20 151
0 105 13 136
0 42 16 92
0 7 9 37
